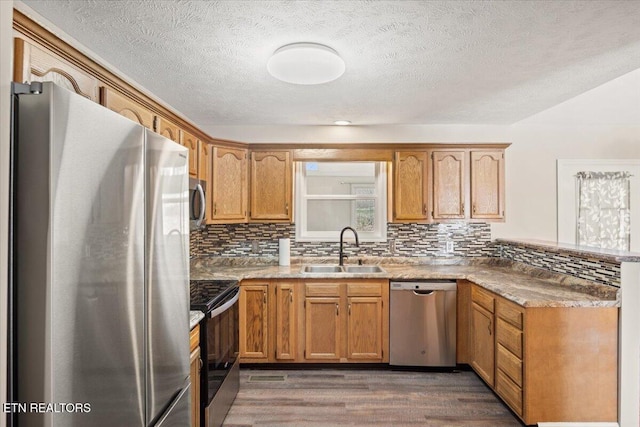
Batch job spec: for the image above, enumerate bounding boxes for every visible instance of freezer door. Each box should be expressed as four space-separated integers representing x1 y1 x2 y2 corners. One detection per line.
15 82 146 426
145 130 190 425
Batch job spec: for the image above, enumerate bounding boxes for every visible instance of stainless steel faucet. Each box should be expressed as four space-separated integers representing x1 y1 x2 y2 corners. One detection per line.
339 226 360 266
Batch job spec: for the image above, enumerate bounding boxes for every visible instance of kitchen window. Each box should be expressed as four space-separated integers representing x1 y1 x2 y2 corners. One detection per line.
295 161 387 241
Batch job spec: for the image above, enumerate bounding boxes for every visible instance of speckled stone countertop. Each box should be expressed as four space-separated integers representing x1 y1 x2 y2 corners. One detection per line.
190 310 204 330
190 257 618 308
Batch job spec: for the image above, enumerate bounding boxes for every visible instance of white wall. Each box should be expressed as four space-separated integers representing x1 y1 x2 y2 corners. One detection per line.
492 68 640 240
1 1 13 425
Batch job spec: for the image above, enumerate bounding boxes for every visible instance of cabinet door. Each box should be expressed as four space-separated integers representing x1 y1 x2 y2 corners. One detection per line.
156 117 181 143
239 284 268 359
199 142 211 183
471 302 495 386
393 151 428 221
471 150 505 219
14 37 99 102
100 86 154 130
431 151 466 219
347 297 383 360
189 346 201 427
250 151 292 221
182 131 200 178
304 297 341 360
275 282 297 360
211 146 248 222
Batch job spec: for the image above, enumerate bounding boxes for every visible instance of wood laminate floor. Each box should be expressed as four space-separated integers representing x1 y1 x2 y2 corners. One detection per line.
222 368 525 426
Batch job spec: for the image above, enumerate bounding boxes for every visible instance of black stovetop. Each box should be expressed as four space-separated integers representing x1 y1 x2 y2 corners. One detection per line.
190 279 238 312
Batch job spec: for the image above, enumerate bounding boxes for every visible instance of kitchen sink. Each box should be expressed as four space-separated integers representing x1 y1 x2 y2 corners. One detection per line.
301 265 386 274
302 265 344 273
343 265 386 273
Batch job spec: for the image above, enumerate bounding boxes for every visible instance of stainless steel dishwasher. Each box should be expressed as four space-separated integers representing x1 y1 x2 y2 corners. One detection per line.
389 280 457 367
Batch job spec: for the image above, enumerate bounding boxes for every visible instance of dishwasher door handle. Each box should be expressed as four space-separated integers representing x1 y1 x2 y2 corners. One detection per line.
413 290 435 296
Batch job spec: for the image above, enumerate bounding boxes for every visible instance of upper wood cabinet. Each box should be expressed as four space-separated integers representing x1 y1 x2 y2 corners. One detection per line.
471 150 505 219
430 150 466 220
182 130 200 178
100 86 154 130
249 151 292 222
199 142 211 183
155 116 180 143
14 37 100 102
209 146 248 223
393 148 505 223
393 151 429 221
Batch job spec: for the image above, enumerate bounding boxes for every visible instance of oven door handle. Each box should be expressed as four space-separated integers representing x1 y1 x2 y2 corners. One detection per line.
209 288 240 318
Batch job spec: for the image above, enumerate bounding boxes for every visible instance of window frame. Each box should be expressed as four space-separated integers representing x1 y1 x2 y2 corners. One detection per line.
295 161 387 242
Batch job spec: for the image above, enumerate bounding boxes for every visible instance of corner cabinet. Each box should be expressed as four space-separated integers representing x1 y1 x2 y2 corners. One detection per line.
469 283 618 425
393 151 429 222
249 150 292 222
209 146 248 223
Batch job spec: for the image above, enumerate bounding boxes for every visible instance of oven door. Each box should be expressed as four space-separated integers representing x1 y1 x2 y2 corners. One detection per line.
189 177 206 230
202 287 239 426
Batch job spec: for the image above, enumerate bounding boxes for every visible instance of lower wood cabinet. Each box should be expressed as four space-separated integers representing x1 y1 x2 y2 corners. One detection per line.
238 283 269 360
238 279 389 364
189 325 201 427
468 282 618 425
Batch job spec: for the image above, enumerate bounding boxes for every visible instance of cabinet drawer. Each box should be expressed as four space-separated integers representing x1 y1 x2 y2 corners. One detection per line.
496 317 522 358
306 283 341 297
497 298 523 329
496 343 522 386
347 282 382 297
471 286 494 313
190 324 200 353
496 369 523 416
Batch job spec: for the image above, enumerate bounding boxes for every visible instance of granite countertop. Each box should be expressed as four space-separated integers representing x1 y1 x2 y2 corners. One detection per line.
190 310 204 330
190 257 618 308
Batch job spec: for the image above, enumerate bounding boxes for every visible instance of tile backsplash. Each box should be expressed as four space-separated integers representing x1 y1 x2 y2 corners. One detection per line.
494 241 621 287
191 222 493 258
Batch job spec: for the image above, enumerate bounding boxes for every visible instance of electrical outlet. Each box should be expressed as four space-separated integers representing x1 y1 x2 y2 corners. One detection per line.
445 241 454 253
389 239 396 254
251 240 259 253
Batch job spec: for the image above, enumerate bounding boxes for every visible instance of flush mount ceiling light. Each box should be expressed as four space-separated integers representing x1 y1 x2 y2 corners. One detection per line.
334 120 351 126
267 42 345 85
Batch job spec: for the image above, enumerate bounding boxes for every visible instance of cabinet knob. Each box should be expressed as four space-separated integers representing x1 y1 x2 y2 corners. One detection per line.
461 203 465 214
263 290 267 304
289 289 293 303
348 303 351 316
336 303 339 316
285 202 289 215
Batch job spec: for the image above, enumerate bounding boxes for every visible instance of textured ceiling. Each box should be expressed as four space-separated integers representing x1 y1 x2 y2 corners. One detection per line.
20 0 640 131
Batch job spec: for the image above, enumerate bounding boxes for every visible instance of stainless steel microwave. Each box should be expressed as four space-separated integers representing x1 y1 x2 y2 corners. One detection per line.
189 177 206 230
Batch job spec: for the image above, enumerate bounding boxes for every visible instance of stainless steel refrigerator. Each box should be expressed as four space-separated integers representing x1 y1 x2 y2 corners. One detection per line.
12 82 191 426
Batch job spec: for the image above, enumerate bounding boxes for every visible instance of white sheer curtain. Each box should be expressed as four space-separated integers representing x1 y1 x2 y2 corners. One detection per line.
577 171 631 250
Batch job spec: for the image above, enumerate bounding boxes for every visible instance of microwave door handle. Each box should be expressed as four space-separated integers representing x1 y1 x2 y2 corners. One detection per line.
196 183 206 225
209 290 240 318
